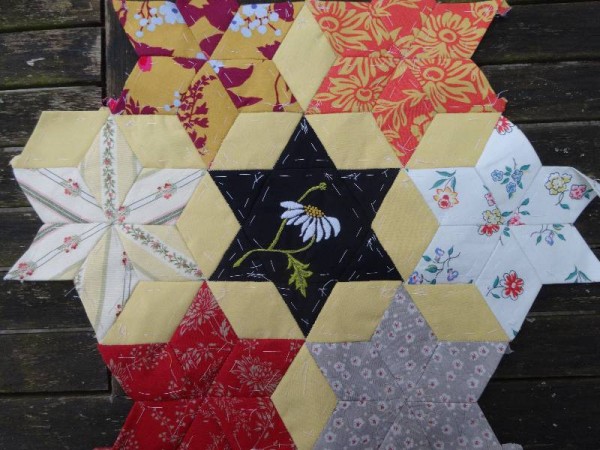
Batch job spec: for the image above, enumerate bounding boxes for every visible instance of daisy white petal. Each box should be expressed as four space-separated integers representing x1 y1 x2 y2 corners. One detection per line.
325 217 341 237
316 220 324 242
281 208 304 220
321 217 332 240
302 219 316 242
288 214 310 227
280 201 303 210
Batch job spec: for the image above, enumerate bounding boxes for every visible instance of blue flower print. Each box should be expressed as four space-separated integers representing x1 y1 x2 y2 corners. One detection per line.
408 271 424 285
511 169 523 183
491 170 504 182
506 182 517 195
447 269 459 281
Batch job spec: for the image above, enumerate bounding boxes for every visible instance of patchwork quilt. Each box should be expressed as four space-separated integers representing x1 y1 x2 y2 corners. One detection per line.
6 1 600 449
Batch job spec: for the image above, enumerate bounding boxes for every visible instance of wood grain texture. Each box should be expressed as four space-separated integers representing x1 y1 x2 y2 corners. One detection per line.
481 378 600 449
0 0 101 32
0 209 40 268
0 277 90 331
483 61 600 123
475 2 600 64
0 332 107 393
0 28 102 89
0 86 103 147
0 395 131 450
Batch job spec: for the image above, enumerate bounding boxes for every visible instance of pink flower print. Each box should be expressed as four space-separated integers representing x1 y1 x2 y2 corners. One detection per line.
62 236 79 253
485 192 496 206
16 262 35 279
508 213 524 226
569 184 587 200
157 182 175 199
137 56 153 72
495 116 514 134
63 178 81 196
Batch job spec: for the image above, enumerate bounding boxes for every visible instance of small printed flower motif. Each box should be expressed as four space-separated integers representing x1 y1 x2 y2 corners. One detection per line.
157 182 176 200
12 261 36 280
209 60 224 74
545 172 572 196
491 170 503 182
507 214 524 226
569 184 587 200
63 178 81 196
485 192 496 206
433 186 459 209
62 236 79 253
495 116 514 135
408 271 424 285
281 201 341 243
137 56 153 72
506 182 517 195
447 269 459 281
512 169 523 183
487 270 524 300
158 3 185 24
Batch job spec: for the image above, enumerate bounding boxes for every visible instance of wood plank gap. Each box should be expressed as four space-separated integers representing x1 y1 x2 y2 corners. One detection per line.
488 374 600 383
0 81 102 93
0 328 93 335
0 22 102 35
0 391 113 400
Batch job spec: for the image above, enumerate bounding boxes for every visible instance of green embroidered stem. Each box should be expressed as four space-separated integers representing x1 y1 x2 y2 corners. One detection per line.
231 181 328 296
233 236 316 268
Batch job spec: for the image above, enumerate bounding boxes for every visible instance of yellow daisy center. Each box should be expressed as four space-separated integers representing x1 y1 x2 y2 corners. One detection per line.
304 205 325 219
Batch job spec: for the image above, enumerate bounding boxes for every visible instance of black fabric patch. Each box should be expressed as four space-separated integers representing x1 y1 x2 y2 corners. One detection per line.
211 117 401 335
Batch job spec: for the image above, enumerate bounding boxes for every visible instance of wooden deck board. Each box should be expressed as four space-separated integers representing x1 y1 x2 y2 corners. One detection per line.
0 0 599 448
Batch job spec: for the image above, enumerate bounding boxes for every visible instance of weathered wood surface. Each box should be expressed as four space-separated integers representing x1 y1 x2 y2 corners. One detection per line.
0 0 101 32
0 0 598 448
0 332 107 393
0 395 131 450
0 87 103 147
0 28 102 89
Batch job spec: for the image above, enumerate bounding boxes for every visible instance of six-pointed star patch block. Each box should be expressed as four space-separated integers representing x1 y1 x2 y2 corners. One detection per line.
206 116 401 334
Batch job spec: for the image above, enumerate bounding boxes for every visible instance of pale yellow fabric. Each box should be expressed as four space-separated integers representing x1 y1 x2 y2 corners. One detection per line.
115 115 205 168
307 113 401 169
118 225 199 280
372 170 438 277
408 113 501 169
407 284 509 342
102 281 202 345
308 281 402 342
273 5 337 110
176 176 240 277
79 118 140 207
12 110 109 168
272 346 337 450
211 112 302 170
76 228 112 332
208 281 303 339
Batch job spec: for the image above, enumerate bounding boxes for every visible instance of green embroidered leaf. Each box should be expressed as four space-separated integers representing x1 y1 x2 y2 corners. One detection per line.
579 271 591 282
501 178 509 185
287 255 312 297
430 179 445 189
425 264 438 274
520 164 531 171
505 166 512 173
422 255 432 262
493 276 500 288
521 211 530 215
553 224 564 230
560 203 570 210
557 233 566 241
521 198 530 206
492 293 501 299
501 211 511 217
448 246 454 256
536 235 542 245
450 178 457 191
518 182 523 189
431 278 437 285
436 170 455 177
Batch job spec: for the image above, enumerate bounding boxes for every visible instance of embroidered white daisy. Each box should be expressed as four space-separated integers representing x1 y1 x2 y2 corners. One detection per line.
280 201 341 242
